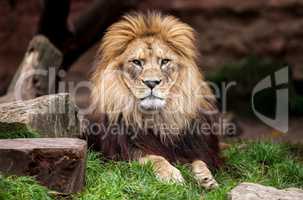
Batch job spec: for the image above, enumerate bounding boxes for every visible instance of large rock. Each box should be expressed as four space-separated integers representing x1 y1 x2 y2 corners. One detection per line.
0 138 87 194
229 182 303 200
0 93 80 138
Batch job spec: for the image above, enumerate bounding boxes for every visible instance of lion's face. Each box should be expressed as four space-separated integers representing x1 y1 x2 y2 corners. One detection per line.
92 12 216 130
121 38 179 111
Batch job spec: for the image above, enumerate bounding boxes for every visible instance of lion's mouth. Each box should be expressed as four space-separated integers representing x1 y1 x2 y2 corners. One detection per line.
139 95 165 111
140 94 163 101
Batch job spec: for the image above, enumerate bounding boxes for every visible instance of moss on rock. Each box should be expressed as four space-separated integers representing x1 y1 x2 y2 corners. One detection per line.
0 122 39 139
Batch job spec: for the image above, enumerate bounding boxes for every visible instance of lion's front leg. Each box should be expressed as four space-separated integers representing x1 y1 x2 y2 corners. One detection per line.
191 160 218 190
138 155 184 183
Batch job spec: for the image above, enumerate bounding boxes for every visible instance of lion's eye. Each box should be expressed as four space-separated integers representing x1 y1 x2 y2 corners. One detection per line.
132 59 142 67
161 59 170 66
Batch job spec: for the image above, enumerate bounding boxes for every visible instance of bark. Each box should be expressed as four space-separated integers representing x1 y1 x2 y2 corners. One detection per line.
37 0 71 48
0 93 80 138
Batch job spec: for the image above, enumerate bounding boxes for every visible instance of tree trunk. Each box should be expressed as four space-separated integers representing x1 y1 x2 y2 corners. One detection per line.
0 0 139 103
0 35 63 103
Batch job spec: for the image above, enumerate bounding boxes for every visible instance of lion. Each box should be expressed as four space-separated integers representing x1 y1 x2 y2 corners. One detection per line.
87 12 222 190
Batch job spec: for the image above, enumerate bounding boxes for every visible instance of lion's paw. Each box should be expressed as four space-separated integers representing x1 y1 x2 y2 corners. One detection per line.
198 175 219 190
192 160 219 190
156 165 184 183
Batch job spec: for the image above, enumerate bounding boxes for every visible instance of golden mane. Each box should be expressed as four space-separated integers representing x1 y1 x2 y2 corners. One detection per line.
91 12 216 134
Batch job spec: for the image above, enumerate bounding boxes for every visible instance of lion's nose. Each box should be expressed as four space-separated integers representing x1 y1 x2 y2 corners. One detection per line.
143 80 161 89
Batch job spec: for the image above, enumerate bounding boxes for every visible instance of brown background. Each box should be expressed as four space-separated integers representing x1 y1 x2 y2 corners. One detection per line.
0 0 302 142
1 0 303 92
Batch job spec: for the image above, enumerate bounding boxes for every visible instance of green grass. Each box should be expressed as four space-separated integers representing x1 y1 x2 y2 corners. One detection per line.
0 141 302 200
204 142 303 200
75 153 202 200
0 176 52 200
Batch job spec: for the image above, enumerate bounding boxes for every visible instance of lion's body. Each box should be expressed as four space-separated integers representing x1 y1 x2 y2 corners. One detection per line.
87 12 222 188
87 110 221 169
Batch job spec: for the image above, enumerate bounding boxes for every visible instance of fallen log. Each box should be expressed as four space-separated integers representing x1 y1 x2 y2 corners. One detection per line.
0 93 80 138
0 138 87 194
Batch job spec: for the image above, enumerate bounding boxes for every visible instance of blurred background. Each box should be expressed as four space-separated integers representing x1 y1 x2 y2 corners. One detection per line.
0 0 302 143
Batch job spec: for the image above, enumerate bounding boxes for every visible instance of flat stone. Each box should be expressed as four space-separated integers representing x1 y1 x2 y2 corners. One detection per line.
229 182 303 200
0 138 87 194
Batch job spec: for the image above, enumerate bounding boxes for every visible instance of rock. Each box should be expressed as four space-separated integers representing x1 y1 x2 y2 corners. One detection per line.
229 182 303 200
0 93 80 138
0 138 87 194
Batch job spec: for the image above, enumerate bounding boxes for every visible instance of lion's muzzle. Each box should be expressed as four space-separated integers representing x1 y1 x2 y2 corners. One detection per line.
139 95 166 111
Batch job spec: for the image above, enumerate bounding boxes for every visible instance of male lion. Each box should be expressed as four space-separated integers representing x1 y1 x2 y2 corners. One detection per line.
88 12 222 189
